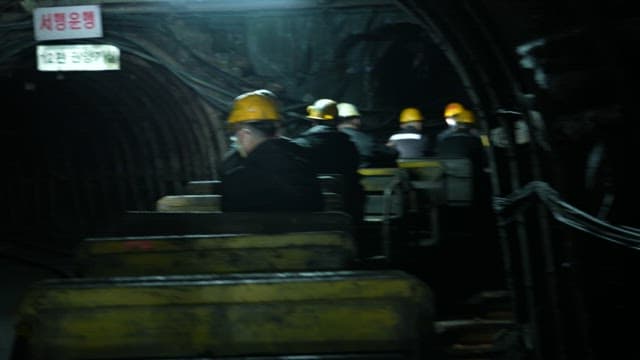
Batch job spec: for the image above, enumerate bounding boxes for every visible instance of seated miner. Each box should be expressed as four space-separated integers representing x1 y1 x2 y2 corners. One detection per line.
336 102 399 168
219 90 324 212
292 98 365 225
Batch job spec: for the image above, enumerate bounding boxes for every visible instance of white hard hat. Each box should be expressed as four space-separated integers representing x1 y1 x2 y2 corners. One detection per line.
337 102 361 118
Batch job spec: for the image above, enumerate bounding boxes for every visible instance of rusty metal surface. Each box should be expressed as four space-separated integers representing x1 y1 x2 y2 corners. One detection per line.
99 211 354 236
15 270 435 360
76 231 356 276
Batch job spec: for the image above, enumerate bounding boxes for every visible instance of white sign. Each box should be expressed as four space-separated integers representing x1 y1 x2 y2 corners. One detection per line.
33 5 103 41
37 44 120 71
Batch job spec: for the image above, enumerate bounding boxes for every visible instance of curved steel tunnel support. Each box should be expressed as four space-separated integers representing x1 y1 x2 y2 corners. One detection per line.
393 1 574 359
0 19 226 247
460 4 571 360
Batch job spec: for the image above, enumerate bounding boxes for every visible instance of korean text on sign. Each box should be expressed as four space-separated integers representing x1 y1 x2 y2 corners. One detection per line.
33 5 103 41
37 45 120 71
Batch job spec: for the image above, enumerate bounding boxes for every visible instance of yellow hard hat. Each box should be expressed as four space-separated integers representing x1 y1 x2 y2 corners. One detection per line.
337 102 361 118
227 91 280 124
307 99 338 120
399 107 423 123
455 109 476 124
444 102 465 118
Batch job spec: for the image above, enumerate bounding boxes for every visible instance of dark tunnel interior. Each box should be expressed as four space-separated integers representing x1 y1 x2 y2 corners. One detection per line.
2 6 476 245
3 57 220 241
1 1 639 359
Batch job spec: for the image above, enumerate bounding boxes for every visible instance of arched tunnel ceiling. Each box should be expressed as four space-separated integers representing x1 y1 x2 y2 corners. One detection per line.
1 3 639 359
1 0 638 245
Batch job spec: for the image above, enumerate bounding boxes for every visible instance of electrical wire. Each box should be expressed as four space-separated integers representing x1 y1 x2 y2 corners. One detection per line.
494 181 640 250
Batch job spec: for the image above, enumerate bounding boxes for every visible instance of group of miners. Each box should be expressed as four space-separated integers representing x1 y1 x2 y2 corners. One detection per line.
218 89 488 226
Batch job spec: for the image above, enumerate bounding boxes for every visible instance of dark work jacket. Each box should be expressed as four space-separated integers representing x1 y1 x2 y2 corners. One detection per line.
436 126 481 145
388 125 430 159
219 138 324 212
292 124 365 223
435 126 490 207
339 127 399 168
436 127 487 168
